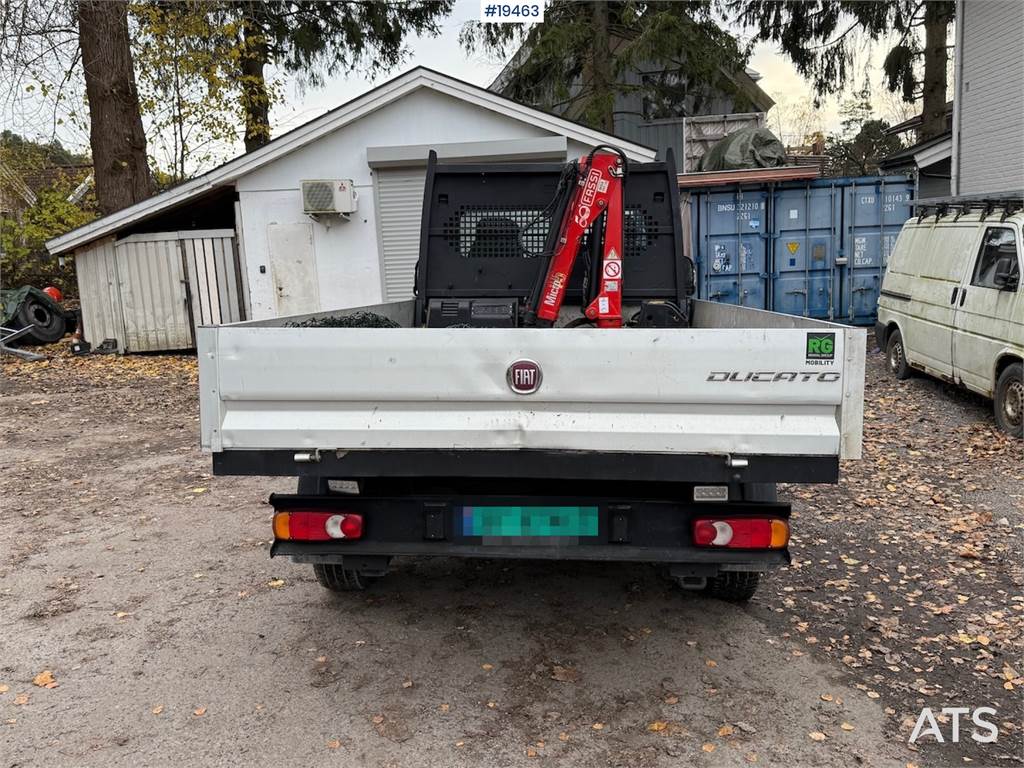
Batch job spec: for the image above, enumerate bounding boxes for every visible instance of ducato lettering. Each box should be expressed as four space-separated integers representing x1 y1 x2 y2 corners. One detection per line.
707 371 841 383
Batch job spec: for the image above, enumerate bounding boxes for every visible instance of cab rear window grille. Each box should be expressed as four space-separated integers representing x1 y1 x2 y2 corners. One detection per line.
443 206 662 259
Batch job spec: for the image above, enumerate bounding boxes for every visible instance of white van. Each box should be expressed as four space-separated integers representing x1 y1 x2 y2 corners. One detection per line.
876 207 1023 436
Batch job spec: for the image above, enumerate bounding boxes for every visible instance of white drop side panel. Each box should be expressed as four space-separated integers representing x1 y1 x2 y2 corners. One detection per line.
375 168 426 301
268 222 319 316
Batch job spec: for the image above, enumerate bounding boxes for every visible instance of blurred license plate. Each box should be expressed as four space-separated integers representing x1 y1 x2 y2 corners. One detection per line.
461 505 599 537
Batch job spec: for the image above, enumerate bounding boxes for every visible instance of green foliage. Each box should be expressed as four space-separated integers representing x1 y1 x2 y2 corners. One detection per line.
462 1 750 132
1 177 94 296
132 2 251 182
826 119 904 177
1 133 94 295
730 0 954 139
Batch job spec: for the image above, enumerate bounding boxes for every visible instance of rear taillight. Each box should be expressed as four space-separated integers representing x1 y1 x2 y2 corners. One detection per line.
273 511 363 541
692 518 788 549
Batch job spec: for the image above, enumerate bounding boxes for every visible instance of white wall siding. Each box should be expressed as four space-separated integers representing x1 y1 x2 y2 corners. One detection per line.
114 235 193 352
75 237 125 347
957 0 1024 196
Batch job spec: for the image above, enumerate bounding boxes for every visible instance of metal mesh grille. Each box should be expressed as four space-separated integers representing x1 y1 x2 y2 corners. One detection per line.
443 208 550 258
302 181 335 212
444 206 660 259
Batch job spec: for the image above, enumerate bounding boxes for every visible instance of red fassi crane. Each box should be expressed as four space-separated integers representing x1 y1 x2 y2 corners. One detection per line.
531 149 626 328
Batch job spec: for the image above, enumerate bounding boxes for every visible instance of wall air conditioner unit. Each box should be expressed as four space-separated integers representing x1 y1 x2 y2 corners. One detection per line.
301 179 358 220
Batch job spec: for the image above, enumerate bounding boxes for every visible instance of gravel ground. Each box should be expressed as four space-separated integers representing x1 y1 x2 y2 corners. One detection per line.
1 346 1021 768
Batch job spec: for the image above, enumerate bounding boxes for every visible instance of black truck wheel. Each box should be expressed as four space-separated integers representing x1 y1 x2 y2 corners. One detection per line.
313 563 379 592
17 299 65 344
704 571 760 602
994 362 1023 438
885 329 911 380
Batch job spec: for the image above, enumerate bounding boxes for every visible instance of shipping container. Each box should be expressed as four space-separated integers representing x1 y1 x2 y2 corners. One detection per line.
687 176 913 324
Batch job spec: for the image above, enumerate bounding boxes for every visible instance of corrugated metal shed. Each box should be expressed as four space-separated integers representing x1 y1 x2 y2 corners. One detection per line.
74 229 243 353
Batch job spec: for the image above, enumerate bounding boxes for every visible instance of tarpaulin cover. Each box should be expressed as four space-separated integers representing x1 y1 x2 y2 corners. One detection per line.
699 127 787 171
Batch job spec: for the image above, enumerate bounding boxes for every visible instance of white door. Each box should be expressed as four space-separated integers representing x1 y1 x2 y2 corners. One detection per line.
267 222 319 316
375 168 426 301
952 224 1022 395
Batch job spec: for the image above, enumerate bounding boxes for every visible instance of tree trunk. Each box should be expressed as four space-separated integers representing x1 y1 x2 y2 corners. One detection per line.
589 1 614 134
920 2 953 141
240 9 271 153
78 0 153 215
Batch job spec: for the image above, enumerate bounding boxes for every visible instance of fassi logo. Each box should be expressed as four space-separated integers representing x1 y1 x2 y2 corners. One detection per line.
575 168 602 227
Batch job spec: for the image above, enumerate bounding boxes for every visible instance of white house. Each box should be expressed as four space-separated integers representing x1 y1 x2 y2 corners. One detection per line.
47 67 656 352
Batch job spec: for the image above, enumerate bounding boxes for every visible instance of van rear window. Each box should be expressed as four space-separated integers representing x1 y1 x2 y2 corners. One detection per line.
971 228 1019 290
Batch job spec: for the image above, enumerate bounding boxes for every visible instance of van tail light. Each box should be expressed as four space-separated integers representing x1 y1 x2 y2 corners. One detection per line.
273 511 363 541
692 518 788 549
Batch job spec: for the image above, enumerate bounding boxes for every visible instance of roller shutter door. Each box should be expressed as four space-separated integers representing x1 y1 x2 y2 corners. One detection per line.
375 168 426 301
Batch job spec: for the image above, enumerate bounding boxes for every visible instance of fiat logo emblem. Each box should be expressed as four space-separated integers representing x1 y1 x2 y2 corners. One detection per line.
506 359 542 394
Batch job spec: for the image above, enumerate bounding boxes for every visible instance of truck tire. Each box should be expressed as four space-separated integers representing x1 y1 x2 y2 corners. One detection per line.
704 571 760 602
313 563 378 592
994 362 1023 438
885 329 911 380
17 299 65 344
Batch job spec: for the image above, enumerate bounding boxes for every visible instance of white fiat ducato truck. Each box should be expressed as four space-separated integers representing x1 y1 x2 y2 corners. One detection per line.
198 151 866 600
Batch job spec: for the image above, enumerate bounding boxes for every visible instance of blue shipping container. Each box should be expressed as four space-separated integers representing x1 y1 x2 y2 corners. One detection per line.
687 176 913 325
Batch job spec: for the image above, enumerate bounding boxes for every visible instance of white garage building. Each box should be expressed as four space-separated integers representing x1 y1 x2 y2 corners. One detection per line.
47 67 656 352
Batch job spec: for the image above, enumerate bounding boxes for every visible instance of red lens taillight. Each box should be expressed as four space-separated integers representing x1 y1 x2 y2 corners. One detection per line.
273 511 363 541
692 518 788 549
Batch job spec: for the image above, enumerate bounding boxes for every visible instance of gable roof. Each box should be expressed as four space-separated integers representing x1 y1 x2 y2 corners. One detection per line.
47 67 656 256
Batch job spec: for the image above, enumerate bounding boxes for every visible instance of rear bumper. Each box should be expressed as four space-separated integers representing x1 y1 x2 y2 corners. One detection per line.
269 493 791 570
216 449 838 484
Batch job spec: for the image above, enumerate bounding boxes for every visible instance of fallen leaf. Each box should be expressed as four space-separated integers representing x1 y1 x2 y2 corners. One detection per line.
820 693 833 702
402 680 413 689
151 705 164 715
841 723 855 731
592 722 605 730
809 731 828 741
702 743 716 753
326 739 341 750
315 656 327 663
866 691 880 699
647 720 668 732
193 706 207 717
550 665 579 683
32 670 57 689
0 685 8 694
558 732 569 742
439 703 450 713
455 741 465 747
526 747 538 758
13 694 28 706
664 694 679 705
267 579 285 588
192 487 207 494
718 724 734 737
481 663 494 671
705 659 718 668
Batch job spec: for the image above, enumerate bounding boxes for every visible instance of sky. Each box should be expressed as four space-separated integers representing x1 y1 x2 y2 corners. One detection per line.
6 0 919 169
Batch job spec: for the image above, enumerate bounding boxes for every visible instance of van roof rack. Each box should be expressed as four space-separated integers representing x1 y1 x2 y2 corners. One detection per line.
913 191 1023 223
